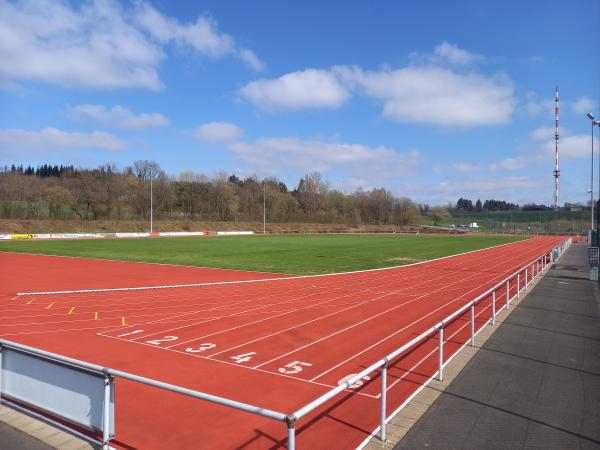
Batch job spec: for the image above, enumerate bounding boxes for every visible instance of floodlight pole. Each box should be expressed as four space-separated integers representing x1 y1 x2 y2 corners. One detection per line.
263 184 266 235
150 177 153 234
589 113 595 230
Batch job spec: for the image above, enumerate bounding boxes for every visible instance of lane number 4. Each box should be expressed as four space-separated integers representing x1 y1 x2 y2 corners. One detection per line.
230 352 256 364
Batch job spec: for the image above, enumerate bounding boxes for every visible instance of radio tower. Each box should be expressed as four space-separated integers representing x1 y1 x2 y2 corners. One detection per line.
553 86 560 210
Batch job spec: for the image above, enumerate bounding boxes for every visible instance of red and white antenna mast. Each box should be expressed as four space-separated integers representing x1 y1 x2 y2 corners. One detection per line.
553 86 560 210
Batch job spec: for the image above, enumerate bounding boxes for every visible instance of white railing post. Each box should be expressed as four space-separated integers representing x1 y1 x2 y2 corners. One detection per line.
492 291 496 325
102 374 113 450
517 273 520 299
470 303 475 346
506 279 510 309
287 417 296 450
525 266 529 290
380 363 387 442
438 326 444 381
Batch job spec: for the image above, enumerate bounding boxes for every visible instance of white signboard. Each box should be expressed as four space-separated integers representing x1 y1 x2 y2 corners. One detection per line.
1 348 114 435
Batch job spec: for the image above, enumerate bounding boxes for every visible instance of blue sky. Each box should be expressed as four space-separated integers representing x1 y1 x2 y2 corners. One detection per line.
1 0 599 205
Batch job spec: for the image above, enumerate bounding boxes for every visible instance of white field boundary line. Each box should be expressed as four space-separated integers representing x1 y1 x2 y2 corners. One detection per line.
96 237 548 341
254 241 552 374
127 256 464 344
355 251 553 450
0 249 288 277
1 285 303 324
97 332 379 400
15 237 533 296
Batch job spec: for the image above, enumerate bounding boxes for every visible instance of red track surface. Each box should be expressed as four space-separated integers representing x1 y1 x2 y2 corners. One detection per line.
0 236 566 449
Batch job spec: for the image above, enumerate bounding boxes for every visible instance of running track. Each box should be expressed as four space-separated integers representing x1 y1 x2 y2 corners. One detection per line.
0 236 566 449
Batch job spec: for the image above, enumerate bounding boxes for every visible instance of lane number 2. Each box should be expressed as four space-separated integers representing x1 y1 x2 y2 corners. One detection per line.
146 336 178 345
278 361 312 375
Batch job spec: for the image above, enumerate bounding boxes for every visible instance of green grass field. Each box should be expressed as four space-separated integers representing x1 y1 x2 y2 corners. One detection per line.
0 234 525 275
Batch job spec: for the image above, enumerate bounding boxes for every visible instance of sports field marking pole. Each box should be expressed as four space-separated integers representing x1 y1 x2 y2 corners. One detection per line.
380 362 387 441
438 326 444 381
492 291 496 325
470 303 475 346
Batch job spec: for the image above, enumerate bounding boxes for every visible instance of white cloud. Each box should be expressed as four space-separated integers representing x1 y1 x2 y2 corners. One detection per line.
431 42 482 66
0 127 128 150
0 0 262 91
529 127 556 141
236 48 265 72
450 162 485 173
134 2 264 71
194 122 244 143
336 65 515 126
489 156 529 171
240 69 349 111
228 137 423 179
524 92 553 117
239 42 516 126
572 96 596 115
542 134 597 160
66 104 169 130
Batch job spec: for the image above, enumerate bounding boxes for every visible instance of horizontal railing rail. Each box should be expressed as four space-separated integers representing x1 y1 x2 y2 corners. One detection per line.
0 238 571 450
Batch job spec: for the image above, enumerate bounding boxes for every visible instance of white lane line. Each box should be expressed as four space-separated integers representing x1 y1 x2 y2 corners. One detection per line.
307 243 553 381
250 241 551 375
203 265 476 357
123 257 440 342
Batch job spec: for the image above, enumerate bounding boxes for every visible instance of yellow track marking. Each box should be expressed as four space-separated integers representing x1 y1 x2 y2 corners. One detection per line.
121 317 127 326
46 302 54 310
26 299 35 305
68 307 76 315
94 312 99 320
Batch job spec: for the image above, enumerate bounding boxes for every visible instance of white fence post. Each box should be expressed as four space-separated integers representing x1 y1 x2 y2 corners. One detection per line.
438 326 444 381
470 303 475 346
492 291 496 325
287 417 296 450
102 374 112 450
380 363 387 442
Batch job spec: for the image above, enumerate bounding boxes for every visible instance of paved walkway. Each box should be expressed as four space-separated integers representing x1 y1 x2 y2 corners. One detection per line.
395 244 600 449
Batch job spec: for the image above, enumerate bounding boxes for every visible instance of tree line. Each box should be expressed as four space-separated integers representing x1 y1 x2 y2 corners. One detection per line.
0 161 422 226
455 197 519 212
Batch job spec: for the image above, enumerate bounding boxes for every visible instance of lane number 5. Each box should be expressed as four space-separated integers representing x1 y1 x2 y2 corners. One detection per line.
278 361 312 375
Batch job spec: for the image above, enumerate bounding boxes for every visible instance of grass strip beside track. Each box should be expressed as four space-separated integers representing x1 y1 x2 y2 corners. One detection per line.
0 234 524 275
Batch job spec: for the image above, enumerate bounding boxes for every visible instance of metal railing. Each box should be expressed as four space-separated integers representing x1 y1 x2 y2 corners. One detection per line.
0 238 571 450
